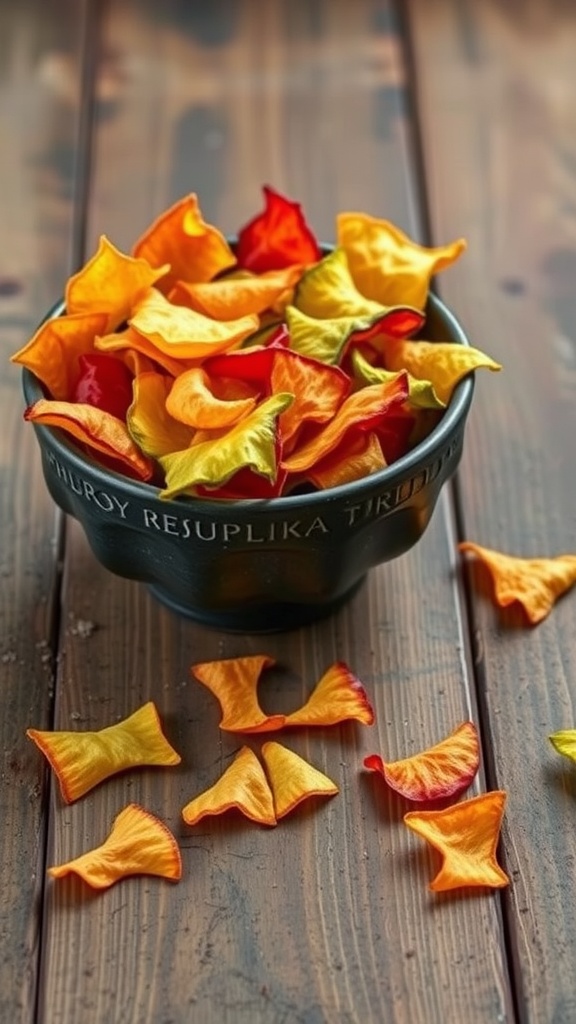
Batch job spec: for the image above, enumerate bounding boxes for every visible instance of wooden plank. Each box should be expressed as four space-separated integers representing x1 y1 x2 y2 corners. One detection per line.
0 1 88 1019
407 1 576 1019
38 2 513 1021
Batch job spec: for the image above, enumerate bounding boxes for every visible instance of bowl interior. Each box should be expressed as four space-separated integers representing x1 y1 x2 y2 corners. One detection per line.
22 291 473 513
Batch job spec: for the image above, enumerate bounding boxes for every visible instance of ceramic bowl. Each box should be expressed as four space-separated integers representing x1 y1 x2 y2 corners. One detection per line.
22 292 473 632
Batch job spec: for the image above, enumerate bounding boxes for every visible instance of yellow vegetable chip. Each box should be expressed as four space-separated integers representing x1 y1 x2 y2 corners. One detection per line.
27 702 181 803
182 746 276 826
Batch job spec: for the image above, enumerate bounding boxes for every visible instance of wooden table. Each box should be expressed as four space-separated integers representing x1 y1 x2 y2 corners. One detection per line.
2 2 576 1021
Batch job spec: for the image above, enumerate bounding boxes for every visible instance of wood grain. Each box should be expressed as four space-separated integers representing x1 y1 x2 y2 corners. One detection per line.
35 1 513 1021
408 1 576 1020
0 1 90 1019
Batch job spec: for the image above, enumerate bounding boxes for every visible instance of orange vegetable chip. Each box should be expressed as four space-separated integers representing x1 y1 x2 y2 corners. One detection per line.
459 542 576 625
127 371 194 458
282 374 408 474
27 701 181 803
48 804 182 888
385 339 501 405
404 791 509 892
159 392 293 498
270 348 350 449
284 662 374 728
170 266 301 320
95 325 188 378
165 366 257 429
24 399 154 481
11 311 110 402
364 721 480 802
129 288 259 361
132 193 236 292
190 655 285 733
337 212 466 310
182 746 276 826
65 236 169 331
261 741 339 818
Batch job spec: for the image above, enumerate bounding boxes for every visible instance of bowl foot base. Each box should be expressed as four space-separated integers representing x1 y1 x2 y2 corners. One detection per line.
148 580 364 633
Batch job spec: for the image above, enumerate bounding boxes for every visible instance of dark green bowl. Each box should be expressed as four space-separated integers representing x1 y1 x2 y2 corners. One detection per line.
22 292 473 632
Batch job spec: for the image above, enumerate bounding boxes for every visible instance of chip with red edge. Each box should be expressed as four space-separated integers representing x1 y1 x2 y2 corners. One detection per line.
364 721 480 802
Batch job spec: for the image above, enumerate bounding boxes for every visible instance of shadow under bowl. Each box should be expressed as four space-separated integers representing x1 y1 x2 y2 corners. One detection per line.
23 292 473 632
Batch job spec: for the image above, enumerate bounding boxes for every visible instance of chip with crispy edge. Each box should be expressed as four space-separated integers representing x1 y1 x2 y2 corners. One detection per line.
404 791 509 892
282 374 408 474
190 655 286 733
549 730 576 762
170 266 302 320
236 185 321 273
271 347 351 449
337 212 466 310
65 236 169 331
459 542 576 625
385 338 501 405
286 304 423 367
284 662 375 727
165 366 257 429
48 804 182 888
27 702 181 803
364 721 480 802
24 399 155 481
261 741 339 818
182 746 277 826
11 311 110 402
132 193 236 292
159 392 293 498
95 325 190 378
129 288 259 361
351 348 445 410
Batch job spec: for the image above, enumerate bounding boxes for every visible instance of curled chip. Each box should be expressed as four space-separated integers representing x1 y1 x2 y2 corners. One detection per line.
385 339 501 404
364 721 480 802
284 661 375 728
24 399 154 481
182 746 276 827
236 185 321 273
337 211 466 310
132 193 236 292
27 701 181 803
65 235 169 331
459 542 576 625
404 791 509 893
261 742 339 819
48 804 182 889
190 655 285 733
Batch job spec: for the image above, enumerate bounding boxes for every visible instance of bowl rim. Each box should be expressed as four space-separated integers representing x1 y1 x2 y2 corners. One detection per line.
22 291 473 512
